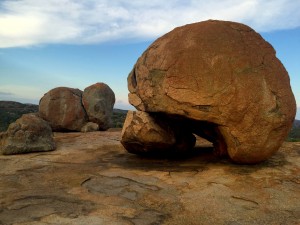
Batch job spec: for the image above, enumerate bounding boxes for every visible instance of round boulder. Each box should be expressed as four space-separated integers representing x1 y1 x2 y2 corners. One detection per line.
82 83 115 131
0 113 56 155
126 20 296 163
39 87 88 131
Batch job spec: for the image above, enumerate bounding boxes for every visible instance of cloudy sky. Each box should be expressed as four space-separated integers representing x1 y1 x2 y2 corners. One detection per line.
0 0 299 118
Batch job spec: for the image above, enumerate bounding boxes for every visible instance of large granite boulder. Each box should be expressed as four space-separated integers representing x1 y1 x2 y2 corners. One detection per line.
121 111 196 155
39 87 88 131
123 20 296 164
82 83 115 130
0 113 55 155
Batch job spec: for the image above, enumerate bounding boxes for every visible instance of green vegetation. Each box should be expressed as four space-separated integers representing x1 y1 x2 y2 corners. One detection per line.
111 109 127 128
286 124 300 142
0 101 39 132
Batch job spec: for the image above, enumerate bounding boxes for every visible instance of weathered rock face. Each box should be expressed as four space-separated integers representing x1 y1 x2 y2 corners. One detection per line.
39 87 88 131
121 111 196 154
0 113 55 155
82 83 115 130
125 20 296 163
81 122 99 133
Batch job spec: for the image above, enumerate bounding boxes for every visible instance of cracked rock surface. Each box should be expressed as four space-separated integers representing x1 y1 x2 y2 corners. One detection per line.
125 20 296 163
0 130 299 224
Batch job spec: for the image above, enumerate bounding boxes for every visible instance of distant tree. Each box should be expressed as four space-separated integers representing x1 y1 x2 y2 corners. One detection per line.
287 124 300 142
110 109 127 128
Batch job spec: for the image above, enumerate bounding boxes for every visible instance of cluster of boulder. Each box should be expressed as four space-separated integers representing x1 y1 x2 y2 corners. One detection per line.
39 83 115 132
121 20 296 164
0 83 115 155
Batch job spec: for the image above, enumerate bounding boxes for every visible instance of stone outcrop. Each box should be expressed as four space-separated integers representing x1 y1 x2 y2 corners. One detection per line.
121 111 195 154
82 83 115 130
122 20 296 164
0 113 55 155
39 87 88 131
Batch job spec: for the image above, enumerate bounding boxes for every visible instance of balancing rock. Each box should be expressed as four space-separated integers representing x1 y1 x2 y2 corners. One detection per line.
122 20 296 163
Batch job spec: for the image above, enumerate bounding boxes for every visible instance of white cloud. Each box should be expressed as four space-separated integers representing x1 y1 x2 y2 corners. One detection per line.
0 0 300 48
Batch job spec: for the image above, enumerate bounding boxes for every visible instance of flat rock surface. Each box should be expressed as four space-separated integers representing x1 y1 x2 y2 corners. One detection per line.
0 130 299 225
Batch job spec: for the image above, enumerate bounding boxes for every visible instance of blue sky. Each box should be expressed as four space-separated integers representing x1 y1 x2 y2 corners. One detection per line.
0 0 299 119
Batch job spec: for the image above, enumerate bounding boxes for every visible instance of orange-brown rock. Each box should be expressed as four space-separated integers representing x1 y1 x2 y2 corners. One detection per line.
39 87 88 131
126 20 296 163
121 111 196 154
0 113 55 155
82 83 115 130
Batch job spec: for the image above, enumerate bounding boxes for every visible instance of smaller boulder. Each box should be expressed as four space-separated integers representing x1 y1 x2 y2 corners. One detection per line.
121 111 196 155
39 87 88 131
82 83 115 131
0 113 56 155
81 122 99 133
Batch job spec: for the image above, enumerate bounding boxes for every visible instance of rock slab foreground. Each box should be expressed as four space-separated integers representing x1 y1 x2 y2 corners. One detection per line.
0 131 299 224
